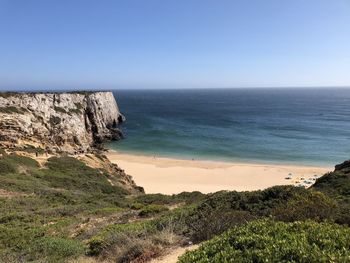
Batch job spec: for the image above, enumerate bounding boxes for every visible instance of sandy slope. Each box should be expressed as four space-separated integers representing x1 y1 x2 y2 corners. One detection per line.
106 150 330 194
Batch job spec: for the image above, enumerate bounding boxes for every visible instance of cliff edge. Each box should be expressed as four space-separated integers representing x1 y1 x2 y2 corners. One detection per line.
0 91 125 153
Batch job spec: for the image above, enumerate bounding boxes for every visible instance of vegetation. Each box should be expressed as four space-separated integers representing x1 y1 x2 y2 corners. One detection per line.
0 92 22 98
0 106 25 114
313 161 350 202
0 154 131 262
179 220 350 263
312 160 350 225
54 106 67 114
0 152 349 262
272 191 337 222
20 144 45 155
133 191 205 206
138 204 169 217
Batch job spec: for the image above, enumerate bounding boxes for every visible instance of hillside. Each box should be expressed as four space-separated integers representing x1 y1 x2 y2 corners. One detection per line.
0 91 349 262
0 151 349 262
313 159 350 201
312 159 350 224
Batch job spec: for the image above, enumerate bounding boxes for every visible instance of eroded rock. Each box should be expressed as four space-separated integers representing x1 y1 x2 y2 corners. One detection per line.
0 91 125 153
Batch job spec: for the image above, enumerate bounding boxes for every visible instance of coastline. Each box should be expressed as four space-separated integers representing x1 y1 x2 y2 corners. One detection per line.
106 150 331 194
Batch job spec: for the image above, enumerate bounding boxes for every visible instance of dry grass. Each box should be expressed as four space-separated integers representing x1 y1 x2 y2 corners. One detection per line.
0 188 32 198
92 223 185 263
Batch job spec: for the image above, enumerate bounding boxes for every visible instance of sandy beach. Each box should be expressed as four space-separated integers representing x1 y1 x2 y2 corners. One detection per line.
106 150 331 194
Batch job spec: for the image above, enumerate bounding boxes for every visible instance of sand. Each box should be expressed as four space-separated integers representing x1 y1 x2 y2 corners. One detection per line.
150 245 199 263
105 150 331 194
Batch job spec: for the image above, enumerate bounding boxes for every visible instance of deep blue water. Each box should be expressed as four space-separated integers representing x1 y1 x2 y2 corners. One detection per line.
107 88 350 166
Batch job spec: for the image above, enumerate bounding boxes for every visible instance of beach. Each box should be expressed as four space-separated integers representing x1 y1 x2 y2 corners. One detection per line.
106 150 331 194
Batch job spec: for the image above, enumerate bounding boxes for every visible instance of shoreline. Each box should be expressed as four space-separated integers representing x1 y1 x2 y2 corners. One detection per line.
105 150 331 194
105 147 333 168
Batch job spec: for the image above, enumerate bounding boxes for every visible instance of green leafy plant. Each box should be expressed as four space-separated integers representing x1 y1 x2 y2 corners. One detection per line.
179 220 350 263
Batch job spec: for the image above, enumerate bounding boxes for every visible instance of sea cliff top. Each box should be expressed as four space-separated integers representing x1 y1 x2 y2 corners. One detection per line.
0 90 112 97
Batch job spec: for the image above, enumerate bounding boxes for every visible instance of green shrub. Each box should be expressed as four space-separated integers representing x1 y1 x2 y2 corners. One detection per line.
92 207 124 216
134 191 205 206
46 156 85 172
196 186 306 217
32 237 84 261
186 209 255 242
87 237 104 256
130 202 145 210
180 186 307 242
179 220 350 263
0 160 16 174
139 204 169 217
312 162 350 224
44 157 128 197
313 168 350 202
273 191 337 222
6 154 39 168
134 194 175 205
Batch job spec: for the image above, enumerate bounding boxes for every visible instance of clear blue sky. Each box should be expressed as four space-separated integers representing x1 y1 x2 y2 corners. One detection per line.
0 0 349 90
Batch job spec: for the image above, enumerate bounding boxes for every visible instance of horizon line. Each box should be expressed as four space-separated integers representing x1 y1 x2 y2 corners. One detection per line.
1 85 350 92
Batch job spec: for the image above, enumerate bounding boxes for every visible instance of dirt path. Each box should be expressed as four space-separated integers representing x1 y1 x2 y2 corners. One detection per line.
150 245 199 263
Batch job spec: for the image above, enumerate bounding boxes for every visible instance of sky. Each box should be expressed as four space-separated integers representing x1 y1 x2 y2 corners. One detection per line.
0 0 349 90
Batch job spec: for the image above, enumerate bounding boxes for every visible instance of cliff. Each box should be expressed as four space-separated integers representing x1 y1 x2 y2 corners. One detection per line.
312 159 350 201
0 91 125 153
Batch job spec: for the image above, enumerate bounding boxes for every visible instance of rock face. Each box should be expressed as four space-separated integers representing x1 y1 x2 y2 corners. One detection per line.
0 91 125 153
335 160 350 172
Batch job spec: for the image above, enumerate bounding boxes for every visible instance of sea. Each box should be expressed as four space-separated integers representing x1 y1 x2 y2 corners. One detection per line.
107 88 350 167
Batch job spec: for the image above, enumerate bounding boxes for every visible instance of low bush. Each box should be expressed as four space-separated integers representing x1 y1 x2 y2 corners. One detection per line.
129 202 144 210
87 221 156 256
179 220 350 263
92 207 124 216
186 209 255 242
0 160 16 174
180 186 307 242
31 237 84 261
133 191 205 206
6 154 39 168
272 191 337 222
139 204 169 217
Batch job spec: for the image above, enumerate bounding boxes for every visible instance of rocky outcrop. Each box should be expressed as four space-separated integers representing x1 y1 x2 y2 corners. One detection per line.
0 91 125 153
335 160 350 172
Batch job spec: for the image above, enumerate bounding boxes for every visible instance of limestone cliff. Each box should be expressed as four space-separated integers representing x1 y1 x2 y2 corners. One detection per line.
0 91 125 153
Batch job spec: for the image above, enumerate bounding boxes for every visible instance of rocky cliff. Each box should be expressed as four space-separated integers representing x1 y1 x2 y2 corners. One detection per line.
0 91 125 153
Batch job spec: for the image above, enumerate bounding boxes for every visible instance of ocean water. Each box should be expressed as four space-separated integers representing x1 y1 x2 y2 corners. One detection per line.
107 88 350 166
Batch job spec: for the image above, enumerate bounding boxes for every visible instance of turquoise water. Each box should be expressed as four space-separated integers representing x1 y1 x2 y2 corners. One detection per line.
107 88 350 166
